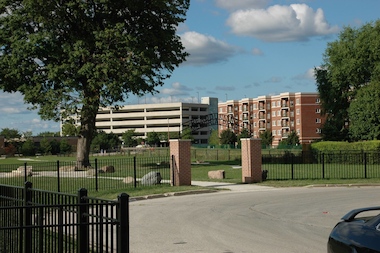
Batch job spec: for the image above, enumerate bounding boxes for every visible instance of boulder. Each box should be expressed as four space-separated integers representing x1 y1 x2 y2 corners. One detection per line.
100 165 115 173
141 171 162 186
123 176 135 184
60 165 77 172
208 170 225 180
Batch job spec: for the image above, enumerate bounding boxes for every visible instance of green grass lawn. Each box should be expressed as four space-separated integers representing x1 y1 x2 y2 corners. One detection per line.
2 155 380 200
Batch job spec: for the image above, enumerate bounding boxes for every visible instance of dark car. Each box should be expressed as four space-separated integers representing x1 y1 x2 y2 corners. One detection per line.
327 206 380 253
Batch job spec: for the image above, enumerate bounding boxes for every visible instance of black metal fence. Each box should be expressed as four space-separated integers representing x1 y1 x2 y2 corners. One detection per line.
0 156 171 192
263 151 380 180
0 182 129 253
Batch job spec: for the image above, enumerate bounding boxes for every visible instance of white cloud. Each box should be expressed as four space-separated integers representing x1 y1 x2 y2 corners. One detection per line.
226 4 339 42
252 47 264 56
215 0 270 11
180 31 241 65
160 82 193 96
265 76 283 83
215 85 235 91
293 68 316 80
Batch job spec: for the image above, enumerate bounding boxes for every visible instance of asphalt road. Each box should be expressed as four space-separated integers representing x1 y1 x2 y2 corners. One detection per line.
129 185 380 253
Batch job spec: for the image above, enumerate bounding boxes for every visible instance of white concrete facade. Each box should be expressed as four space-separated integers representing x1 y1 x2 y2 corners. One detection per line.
92 97 218 144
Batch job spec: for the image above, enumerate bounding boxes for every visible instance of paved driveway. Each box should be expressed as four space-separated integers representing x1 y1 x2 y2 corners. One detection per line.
129 184 380 253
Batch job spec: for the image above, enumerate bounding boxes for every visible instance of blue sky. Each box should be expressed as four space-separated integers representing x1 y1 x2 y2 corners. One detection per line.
1 0 379 135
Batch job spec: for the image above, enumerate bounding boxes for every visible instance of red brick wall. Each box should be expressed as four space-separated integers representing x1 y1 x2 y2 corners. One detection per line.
169 140 191 186
241 138 262 183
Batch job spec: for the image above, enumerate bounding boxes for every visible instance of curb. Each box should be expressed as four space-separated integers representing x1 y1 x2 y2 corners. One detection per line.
129 189 219 202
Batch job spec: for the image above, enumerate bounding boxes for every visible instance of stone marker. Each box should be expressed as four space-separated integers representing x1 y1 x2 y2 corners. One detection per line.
141 171 162 186
208 170 225 179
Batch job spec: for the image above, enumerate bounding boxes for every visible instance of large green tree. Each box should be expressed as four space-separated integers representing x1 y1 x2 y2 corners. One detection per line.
220 129 237 145
348 81 380 141
0 0 189 166
315 20 380 141
0 128 21 139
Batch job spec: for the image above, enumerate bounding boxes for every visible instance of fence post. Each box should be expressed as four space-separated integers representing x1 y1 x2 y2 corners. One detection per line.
57 160 61 192
95 158 98 191
77 188 89 253
24 162 28 182
133 156 137 188
322 153 325 179
118 193 130 253
291 154 294 180
24 181 33 253
364 152 367 179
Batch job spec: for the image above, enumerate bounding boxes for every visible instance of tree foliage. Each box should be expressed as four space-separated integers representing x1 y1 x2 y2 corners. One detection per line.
122 129 138 147
0 0 190 165
180 127 194 142
208 130 220 146
220 129 237 145
348 81 380 141
91 131 121 152
259 130 273 148
315 20 380 141
279 130 300 146
61 123 79 136
146 132 161 147
0 128 21 139
21 139 36 156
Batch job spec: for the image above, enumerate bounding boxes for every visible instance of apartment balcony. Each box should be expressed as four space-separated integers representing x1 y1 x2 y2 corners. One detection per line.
281 112 289 118
282 132 289 138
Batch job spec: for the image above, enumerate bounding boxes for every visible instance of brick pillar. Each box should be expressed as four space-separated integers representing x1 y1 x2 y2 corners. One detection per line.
169 139 191 186
241 138 262 183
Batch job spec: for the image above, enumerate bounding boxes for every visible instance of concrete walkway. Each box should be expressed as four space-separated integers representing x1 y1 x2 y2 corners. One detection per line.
191 181 277 192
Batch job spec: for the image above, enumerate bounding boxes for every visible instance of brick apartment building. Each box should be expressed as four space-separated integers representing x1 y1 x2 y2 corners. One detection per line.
218 92 325 146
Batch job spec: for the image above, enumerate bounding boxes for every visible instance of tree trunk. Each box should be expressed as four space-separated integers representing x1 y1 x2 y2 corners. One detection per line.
76 101 99 168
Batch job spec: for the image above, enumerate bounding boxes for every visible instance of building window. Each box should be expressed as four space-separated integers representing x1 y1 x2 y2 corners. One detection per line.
296 109 300 115
253 103 257 109
290 111 294 117
272 121 276 126
316 98 320 103
267 104 271 109
296 119 300 125
219 108 223 112
277 101 280 107
296 98 300 104
272 101 276 107
297 129 300 134
272 111 276 116
316 108 321 113
277 120 281 126
277 130 281 136
290 100 294 107
267 113 271 119
316 118 321 123
316 128 322 133
272 130 276 136
277 110 281 116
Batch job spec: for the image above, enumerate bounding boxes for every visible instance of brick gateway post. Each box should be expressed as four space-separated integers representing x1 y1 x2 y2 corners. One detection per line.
170 138 262 185
169 139 192 186
241 138 262 183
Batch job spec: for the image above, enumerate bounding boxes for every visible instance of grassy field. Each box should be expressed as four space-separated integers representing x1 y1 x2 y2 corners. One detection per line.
1 154 380 200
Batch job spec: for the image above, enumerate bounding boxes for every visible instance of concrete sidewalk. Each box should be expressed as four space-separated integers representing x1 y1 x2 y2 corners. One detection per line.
191 181 277 192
